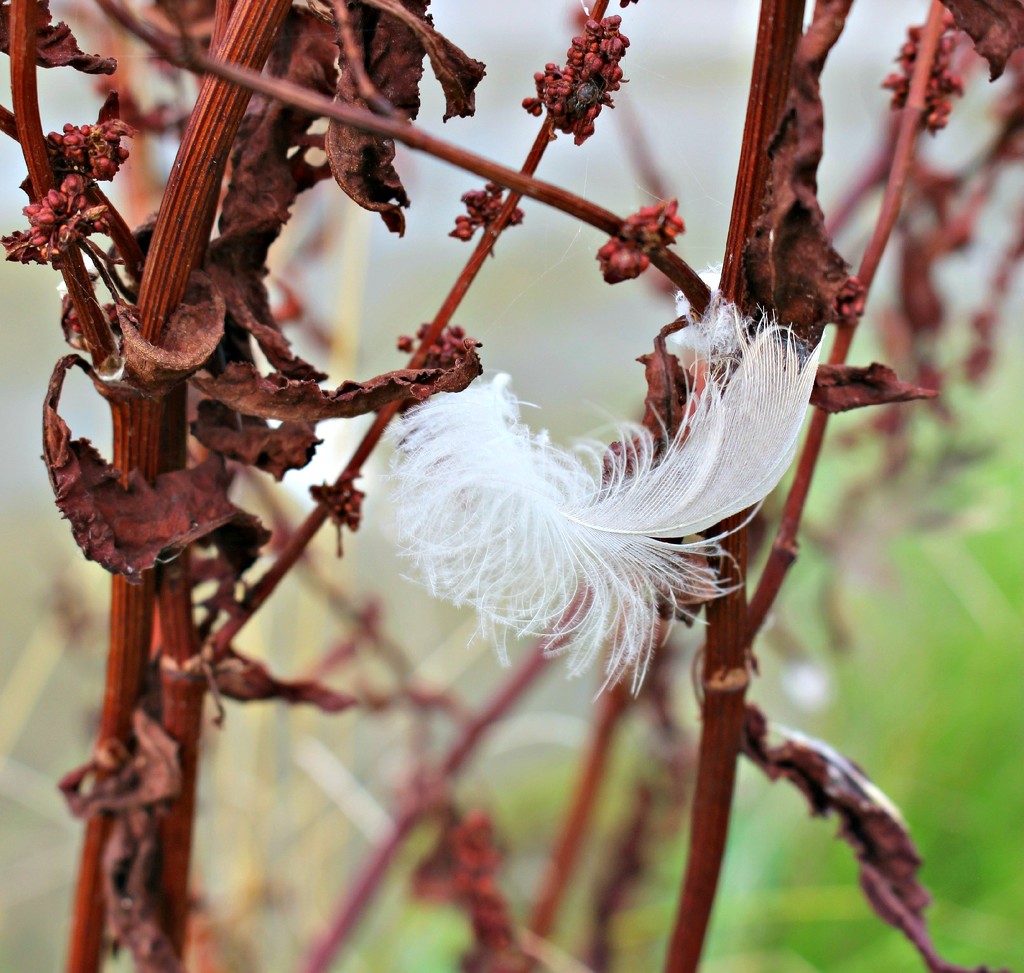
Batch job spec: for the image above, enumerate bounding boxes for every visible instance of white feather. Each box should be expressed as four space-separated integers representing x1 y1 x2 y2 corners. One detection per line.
389 302 821 688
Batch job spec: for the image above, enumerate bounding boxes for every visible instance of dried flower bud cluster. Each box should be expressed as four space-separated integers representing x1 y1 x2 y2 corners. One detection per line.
2 174 111 266
596 198 684 284
450 182 524 241
883 13 963 133
448 811 529 973
834 275 866 327
523 16 629 145
46 119 134 181
311 476 365 546
397 323 470 369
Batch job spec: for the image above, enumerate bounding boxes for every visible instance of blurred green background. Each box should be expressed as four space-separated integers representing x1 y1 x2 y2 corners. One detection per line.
1 1 1021 971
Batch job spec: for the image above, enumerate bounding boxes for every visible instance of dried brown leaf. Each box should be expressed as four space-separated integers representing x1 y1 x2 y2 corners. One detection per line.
192 399 321 479
119 270 225 395
191 341 482 422
940 0 1024 79
360 0 485 121
742 705 1007 973
44 356 265 581
744 0 851 340
214 647 357 712
0 0 116 74
327 0 482 233
59 708 181 818
205 8 337 381
637 322 691 439
326 2 425 235
59 708 184 972
811 362 939 413
104 809 185 973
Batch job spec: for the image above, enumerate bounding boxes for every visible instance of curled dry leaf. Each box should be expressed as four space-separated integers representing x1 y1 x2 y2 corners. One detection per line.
742 705 1007 973
192 399 321 480
119 270 225 396
0 0 116 74
44 356 266 581
939 0 1024 79
192 340 482 422
59 707 181 818
59 708 184 973
214 647 358 713
360 0 486 121
326 0 484 234
811 362 939 413
636 322 691 440
104 809 185 973
744 0 851 341
205 7 337 382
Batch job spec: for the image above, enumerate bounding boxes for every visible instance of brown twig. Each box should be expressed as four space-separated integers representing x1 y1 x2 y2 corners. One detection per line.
299 643 551 973
207 0 653 660
663 2 805 970
94 0 711 309
746 0 949 642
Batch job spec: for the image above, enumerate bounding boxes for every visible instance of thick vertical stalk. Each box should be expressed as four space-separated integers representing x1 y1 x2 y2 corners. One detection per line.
130 0 294 957
663 2 805 971
5 1 156 968
62 1 294 968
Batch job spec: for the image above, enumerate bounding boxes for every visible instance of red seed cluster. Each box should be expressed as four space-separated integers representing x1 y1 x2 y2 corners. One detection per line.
834 275 866 328
883 13 963 133
311 475 364 535
2 174 111 266
46 119 133 182
448 811 529 973
596 198 685 284
397 323 471 369
523 16 630 146
450 183 524 242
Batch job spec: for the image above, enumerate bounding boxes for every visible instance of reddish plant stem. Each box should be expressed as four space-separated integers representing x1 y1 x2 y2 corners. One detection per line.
528 682 631 941
64 2 294 968
6 1 151 968
299 643 550 973
746 0 948 642
155 385 204 956
156 557 205 954
96 0 711 308
664 2 805 971
88 184 146 285
8 0 119 369
0 103 17 138
133 0 293 960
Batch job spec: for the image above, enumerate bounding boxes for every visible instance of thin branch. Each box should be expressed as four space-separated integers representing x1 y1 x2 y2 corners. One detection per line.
95 0 710 307
746 0 949 642
208 0 646 659
528 682 631 941
299 643 551 973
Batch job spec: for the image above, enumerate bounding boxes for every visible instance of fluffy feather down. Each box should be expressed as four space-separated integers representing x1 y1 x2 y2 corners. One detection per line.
390 303 821 688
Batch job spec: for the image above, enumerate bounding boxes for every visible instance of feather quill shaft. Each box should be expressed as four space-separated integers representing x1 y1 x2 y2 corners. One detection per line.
390 302 821 686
